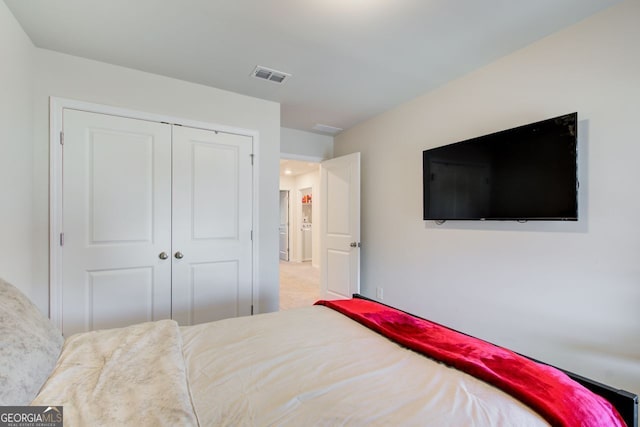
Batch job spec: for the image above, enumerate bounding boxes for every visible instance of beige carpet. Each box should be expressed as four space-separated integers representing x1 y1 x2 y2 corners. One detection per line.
279 261 321 310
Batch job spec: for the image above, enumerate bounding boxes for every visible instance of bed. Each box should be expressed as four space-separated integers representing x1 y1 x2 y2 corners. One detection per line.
1 278 637 426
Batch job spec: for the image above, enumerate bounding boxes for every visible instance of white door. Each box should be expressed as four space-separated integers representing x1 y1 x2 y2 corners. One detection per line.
62 109 172 335
279 190 289 261
171 126 253 325
320 152 361 300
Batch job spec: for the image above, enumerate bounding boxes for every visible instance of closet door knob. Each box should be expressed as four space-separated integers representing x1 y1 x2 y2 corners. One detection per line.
159 252 169 260
174 251 184 259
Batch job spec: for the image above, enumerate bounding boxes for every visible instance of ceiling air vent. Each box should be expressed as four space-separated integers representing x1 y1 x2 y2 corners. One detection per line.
251 65 291 84
312 123 343 135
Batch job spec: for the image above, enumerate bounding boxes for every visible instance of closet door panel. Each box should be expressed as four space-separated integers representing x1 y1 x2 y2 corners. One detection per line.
87 267 154 330
61 110 172 336
191 143 238 239
90 131 154 242
190 260 240 324
172 126 253 325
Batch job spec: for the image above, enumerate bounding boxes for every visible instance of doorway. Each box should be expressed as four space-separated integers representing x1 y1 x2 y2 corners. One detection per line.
279 158 321 309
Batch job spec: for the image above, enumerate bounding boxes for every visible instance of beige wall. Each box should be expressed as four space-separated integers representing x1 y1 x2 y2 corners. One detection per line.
0 1 34 297
26 49 281 315
335 0 640 394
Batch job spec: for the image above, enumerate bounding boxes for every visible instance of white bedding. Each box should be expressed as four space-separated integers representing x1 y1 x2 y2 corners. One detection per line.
181 306 549 426
32 319 198 426
33 306 549 426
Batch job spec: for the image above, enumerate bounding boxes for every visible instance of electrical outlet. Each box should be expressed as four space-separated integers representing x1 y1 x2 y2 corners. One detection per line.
376 287 383 300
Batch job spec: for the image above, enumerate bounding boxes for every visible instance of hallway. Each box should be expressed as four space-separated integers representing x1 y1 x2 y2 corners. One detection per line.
279 261 321 310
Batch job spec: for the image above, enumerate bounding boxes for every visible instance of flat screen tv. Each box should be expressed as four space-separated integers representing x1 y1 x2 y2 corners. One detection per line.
423 113 578 221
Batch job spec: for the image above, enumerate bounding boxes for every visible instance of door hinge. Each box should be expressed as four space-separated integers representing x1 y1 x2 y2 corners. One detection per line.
250 153 254 165
250 230 253 241
60 131 64 145
251 305 254 315
59 233 64 246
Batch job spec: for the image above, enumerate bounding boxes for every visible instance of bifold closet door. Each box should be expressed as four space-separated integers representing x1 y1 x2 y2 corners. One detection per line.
171 126 253 325
62 109 172 336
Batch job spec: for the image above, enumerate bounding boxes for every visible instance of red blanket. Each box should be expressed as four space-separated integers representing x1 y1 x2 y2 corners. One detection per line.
315 298 626 427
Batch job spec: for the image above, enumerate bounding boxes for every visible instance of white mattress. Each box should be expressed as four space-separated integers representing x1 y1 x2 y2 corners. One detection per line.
181 305 549 426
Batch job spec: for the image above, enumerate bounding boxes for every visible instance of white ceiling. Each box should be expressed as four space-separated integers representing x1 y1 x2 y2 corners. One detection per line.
5 0 619 134
280 159 319 178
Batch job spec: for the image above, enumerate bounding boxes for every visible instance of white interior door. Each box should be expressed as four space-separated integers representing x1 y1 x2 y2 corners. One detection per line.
171 126 253 325
279 190 289 261
61 109 172 335
320 152 361 300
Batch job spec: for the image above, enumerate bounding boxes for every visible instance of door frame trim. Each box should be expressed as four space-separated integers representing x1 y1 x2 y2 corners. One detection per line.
279 190 290 262
49 97 260 329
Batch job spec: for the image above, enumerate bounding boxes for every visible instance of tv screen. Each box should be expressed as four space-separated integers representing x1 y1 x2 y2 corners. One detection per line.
423 113 578 221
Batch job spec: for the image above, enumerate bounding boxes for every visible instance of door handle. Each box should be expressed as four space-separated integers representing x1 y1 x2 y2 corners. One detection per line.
174 251 184 259
159 252 169 260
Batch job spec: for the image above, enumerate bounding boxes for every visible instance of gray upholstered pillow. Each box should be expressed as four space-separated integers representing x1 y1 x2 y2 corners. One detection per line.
0 278 63 405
